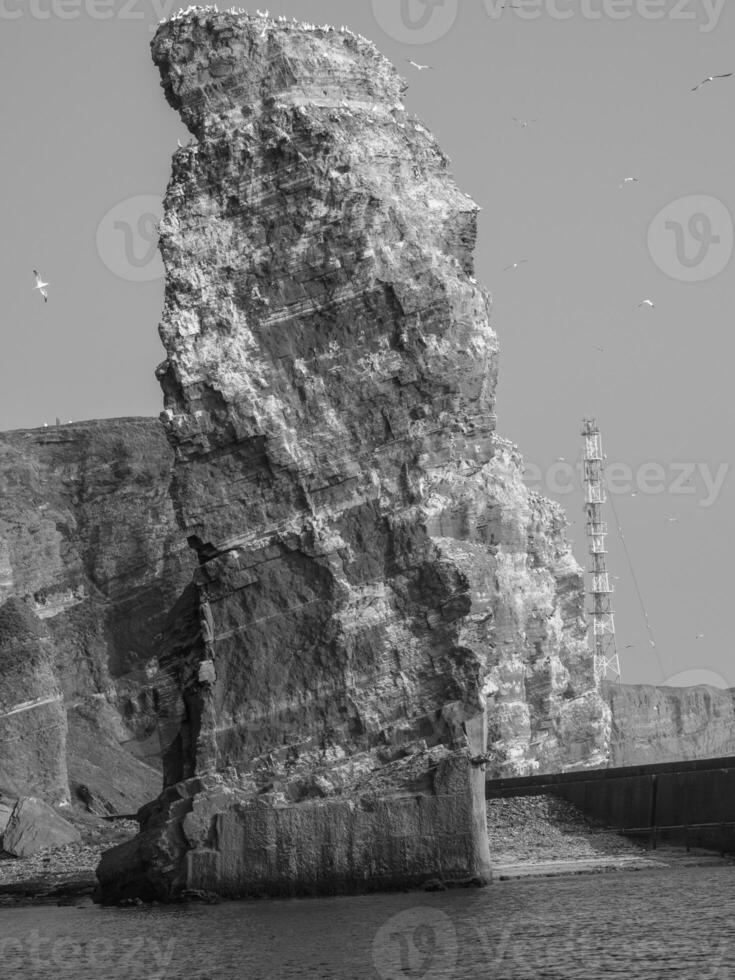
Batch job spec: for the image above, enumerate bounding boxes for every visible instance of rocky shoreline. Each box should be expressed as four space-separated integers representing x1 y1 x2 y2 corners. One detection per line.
0 813 137 907
2 795 731 907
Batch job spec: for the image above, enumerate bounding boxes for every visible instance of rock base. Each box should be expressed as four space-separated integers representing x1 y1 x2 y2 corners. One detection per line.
96 752 491 903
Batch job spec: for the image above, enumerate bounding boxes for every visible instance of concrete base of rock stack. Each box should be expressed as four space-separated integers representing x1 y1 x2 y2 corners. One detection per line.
97 753 490 901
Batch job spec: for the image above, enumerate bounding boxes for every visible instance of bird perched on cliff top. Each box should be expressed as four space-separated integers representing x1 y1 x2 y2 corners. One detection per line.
503 259 528 271
692 72 732 91
33 270 49 303
637 299 655 309
407 60 433 71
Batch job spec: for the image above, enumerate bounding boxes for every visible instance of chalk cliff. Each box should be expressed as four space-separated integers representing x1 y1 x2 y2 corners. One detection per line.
0 419 195 812
607 682 735 766
96 9 609 902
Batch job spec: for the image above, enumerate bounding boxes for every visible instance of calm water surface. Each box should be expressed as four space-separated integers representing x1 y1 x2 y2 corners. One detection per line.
1 865 733 979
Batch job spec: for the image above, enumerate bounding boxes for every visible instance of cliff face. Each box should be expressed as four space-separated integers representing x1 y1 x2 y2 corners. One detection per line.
97 9 608 902
0 597 68 805
607 683 735 766
0 418 195 810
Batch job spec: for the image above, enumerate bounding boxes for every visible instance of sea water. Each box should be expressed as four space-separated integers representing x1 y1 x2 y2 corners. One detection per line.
1 864 733 979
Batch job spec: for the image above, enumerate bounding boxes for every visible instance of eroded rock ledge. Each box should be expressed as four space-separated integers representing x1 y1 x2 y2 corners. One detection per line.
97 9 608 902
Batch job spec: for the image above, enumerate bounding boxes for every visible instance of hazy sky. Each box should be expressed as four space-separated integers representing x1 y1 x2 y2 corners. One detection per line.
3 0 734 688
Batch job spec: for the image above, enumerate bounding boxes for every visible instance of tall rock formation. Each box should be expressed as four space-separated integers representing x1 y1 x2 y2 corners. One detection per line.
97 9 609 902
0 418 195 810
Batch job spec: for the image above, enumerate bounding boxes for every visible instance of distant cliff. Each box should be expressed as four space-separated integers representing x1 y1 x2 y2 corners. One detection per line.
606 682 735 766
97 9 609 903
0 418 195 812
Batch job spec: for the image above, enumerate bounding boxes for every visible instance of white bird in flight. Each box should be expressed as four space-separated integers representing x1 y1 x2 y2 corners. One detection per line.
692 72 733 92
695 633 704 640
406 60 433 71
513 117 537 128
503 259 528 271
33 270 49 303
638 299 655 309
619 176 639 188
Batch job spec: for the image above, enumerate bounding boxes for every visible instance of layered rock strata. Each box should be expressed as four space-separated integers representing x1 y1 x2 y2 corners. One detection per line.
97 9 608 902
0 597 69 805
0 418 195 809
607 682 735 766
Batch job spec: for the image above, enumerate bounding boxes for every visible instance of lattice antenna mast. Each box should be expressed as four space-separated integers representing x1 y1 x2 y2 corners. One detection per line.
582 418 621 683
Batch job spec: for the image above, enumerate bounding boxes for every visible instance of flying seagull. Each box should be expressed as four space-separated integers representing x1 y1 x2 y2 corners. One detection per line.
503 258 528 271
692 73 733 92
638 299 655 309
513 117 537 128
406 60 433 71
33 270 49 303
619 176 639 188
695 633 704 639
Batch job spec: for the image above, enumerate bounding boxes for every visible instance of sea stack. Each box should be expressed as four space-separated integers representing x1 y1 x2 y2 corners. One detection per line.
97 8 608 902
